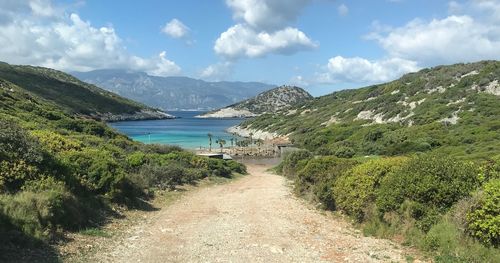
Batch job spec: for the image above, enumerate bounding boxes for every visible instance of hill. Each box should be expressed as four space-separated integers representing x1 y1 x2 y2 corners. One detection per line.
197 85 313 118
0 62 172 121
237 61 500 159
72 69 274 111
0 64 245 260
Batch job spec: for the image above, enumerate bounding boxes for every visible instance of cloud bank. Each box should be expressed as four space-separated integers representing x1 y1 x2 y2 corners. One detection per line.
0 0 181 76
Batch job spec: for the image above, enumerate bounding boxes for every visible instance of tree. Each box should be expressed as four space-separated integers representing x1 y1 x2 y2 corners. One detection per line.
249 132 254 145
216 139 226 153
207 133 213 152
256 139 264 154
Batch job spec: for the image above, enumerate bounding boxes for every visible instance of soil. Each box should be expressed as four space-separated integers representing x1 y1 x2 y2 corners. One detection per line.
62 162 423 262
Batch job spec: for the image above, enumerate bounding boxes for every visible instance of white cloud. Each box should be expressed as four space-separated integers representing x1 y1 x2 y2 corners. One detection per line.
370 15 500 65
337 4 349 17
289 75 309 87
317 0 500 85
200 62 232 80
226 0 311 31
320 56 419 84
161 18 190 39
216 0 317 60
0 1 181 76
214 24 317 59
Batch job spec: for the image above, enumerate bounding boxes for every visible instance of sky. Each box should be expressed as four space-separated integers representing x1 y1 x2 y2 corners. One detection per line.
0 0 499 96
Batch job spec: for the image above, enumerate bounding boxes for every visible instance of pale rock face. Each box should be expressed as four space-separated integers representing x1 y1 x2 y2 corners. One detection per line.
427 86 446 94
440 110 461 125
484 80 500 96
391 90 400 95
227 126 280 141
321 116 339 126
195 107 257 118
461 70 479 79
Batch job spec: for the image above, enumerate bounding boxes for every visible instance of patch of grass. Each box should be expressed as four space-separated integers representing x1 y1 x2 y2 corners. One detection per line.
79 228 111 238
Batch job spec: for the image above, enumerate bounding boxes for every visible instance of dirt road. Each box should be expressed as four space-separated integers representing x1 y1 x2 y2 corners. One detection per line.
98 163 415 262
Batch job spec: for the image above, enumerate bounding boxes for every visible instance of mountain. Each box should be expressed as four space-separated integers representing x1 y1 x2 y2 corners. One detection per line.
0 62 172 121
197 85 313 118
72 69 274 111
236 61 500 159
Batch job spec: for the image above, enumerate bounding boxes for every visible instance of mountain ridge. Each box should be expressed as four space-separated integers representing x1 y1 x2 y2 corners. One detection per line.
72 69 274 111
0 62 172 121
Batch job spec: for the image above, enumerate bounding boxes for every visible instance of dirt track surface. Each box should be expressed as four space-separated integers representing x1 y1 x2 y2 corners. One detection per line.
99 163 415 262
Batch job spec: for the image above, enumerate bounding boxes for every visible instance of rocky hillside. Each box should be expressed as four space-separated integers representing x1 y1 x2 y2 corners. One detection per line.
0 62 172 121
197 86 313 118
237 61 500 159
73 69 274 111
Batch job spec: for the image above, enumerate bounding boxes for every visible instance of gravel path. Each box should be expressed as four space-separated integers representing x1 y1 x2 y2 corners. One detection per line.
100 163 415 262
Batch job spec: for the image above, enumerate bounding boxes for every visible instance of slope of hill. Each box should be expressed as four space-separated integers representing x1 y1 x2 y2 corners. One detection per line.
238 61 500 159
72 69 274 111
0 62 172 121
197 86 313 118
0 66 245 260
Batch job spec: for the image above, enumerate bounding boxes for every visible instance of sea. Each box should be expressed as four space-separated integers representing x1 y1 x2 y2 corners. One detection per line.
108 111 244 150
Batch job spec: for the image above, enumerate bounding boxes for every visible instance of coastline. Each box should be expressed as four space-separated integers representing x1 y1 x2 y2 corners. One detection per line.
100 109 176 122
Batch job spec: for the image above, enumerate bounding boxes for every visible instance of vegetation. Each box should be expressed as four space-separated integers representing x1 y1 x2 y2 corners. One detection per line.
0 69 246 254
241 61 500 160
264 61 500 261
0 62 166 120
276 151 499 261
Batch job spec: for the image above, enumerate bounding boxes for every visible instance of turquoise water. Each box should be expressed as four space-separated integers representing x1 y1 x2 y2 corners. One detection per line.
108 111 244 149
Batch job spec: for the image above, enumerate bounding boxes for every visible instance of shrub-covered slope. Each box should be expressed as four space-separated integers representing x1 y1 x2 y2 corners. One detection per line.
0 62 172 121
197 85 313 118
278 151 499 262
241 61 500 159
0 72 245 258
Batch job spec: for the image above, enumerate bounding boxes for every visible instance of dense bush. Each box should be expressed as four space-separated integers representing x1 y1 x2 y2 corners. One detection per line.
0 177 88 239
333 157 408 221
295 156 358 209
277 149 313 177
377 154 480 219
466 179 500 247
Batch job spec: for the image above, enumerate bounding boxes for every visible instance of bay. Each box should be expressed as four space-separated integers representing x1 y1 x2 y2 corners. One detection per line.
108 111 243 149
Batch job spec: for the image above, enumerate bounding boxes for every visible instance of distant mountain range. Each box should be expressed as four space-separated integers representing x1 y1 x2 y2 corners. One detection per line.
197 86 313 118
72 70 274 111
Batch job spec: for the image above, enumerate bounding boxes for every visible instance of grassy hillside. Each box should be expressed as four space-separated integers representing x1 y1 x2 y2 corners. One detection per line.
0 62 169 120
245 61 500 261
0 71 245 261
242 61 500 159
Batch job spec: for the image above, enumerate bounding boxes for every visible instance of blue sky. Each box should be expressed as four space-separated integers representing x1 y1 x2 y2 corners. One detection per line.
1 0 499 96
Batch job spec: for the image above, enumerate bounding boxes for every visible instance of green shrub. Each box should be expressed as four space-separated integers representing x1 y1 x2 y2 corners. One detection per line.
333 146 355 158
334 157 408 221
295 156 358 209
377 154 481 231
466 179 500 247
0 178 85 239
278 149 313 177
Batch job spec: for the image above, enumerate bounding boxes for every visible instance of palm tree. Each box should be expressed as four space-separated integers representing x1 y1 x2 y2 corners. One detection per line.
249 132 254 145
230 137 234 154
216 138 226 153
207 133 213 152
256 139 263 154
